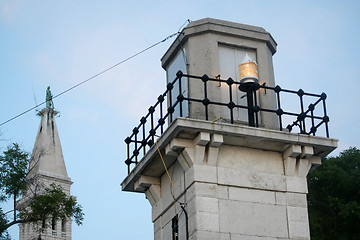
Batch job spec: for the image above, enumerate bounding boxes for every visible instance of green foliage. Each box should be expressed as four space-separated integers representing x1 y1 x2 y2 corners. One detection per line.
0 143 84 238
20 184 84 226
0 143 29 238
0 143 29 201
308 147 360 240
0 208 10 240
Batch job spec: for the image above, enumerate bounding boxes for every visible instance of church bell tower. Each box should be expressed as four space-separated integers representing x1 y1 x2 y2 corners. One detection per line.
19 87 73 240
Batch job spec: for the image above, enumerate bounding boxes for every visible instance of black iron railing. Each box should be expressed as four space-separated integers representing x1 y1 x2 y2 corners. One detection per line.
124 71 330 173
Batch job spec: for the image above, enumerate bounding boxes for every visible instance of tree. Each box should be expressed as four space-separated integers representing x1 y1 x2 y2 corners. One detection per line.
0 143 84 239
307 147 360 240
0 208 11 240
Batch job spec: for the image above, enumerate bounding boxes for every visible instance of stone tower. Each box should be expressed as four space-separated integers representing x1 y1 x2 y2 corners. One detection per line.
18 99 73 240
122 18 338 240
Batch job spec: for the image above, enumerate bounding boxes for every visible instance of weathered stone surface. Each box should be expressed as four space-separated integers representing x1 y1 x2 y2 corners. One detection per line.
230 234 279 240
286 192 307 207
218 167 287 191
229 187 276 205
286 176 308 193
219 200 288 238
189 230 229 240
218 146 284 174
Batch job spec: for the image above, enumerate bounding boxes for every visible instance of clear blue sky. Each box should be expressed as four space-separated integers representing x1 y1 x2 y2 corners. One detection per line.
1 0 359 239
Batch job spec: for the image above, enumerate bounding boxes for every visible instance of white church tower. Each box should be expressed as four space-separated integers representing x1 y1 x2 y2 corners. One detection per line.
19 87 73 240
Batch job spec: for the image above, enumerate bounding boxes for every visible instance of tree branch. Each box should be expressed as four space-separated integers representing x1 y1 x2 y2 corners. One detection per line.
4 217 39 230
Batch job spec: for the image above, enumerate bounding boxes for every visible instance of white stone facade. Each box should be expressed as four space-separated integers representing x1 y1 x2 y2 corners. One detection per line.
122 118 337 240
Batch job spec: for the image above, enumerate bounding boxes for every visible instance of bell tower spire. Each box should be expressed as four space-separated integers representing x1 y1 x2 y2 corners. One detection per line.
28 86 69 180
19 87 73 240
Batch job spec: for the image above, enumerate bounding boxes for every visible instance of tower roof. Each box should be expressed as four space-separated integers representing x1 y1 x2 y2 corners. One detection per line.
28 108 71 182
161 18 277 69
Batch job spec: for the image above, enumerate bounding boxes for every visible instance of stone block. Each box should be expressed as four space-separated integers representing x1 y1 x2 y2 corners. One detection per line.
173 177 186 200
287 206 309 222
161 219 172 240
207 147 220 166
286 176 308 193
283 157 296 176
283 145 302 159
210 133 223 147
197 211 219 232
189 230 227 240
185 182 196 202
219 232 231 240
186 182 218 201
186 197 197 218
217 185 229 199
286 193 307 207
177 212 188 240
154 228 162 240
288 220 310 239
182 147 195 168
219 199 288 238
178 151 191 171
300 146 314 159
275 192 286 205
218 167 286 191
192 164 218 183
153 217 162 233
194 145 206 164
218 146 283 174
145 189 156 206
187 197 219 232
135 175 160 189
230 233 279 240
194 132 210 146
229 187 276 204
196 182 218 197
149 184 161 201
310 156 321 166
296 159 311 177
188 211 197 236
153 196 183 223
185 164 195 189
152 200 163 222
166 138 193 154
161 187 177 210
197 196 219 213
287 206 310 239
160 204 180 231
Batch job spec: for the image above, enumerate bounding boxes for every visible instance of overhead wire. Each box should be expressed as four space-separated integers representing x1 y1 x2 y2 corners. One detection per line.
1 18 191 237
0 32 180 127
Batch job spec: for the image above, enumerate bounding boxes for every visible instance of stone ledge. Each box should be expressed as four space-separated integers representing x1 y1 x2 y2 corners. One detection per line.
121 117 337 192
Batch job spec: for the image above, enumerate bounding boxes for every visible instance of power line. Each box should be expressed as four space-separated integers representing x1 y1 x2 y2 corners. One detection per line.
0 32 180 127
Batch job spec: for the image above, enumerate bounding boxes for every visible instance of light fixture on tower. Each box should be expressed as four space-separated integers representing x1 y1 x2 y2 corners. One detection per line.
238 53 260 126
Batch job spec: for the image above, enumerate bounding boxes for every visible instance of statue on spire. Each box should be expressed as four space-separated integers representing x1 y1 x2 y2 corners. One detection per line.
46 86 54 109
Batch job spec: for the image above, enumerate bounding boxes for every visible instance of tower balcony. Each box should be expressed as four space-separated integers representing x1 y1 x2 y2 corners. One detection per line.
123 72 333 175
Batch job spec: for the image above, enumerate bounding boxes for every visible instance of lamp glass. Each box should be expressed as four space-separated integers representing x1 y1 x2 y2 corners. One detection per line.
238 62 258 84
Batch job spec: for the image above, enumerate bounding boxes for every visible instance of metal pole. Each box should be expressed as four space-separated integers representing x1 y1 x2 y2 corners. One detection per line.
247 90 255 127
